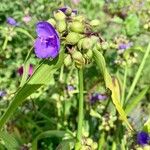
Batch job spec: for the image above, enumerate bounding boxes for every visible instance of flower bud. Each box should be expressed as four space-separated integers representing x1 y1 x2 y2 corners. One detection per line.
54 10 66 21
84 49 93 60
77 38 84 50
101 42 109 50
72 51 85 67
65 7 72 16
93 142 98 150
64 54 72 67
87 138 93 145
66 32 82 45
82 37 93 50
90 19 100 27
47 18 56 27
56 20 66 33
70 21 84 33
72 15 85 22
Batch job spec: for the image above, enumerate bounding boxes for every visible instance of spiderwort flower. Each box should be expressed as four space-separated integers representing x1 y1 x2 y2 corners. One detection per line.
18 64 33 76
90 93 107 104
7 17 18 26
34 21 60 58
118 42 132 53
137 131 150 145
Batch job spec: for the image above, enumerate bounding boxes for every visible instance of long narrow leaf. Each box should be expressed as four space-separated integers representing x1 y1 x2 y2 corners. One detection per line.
125 86 149 114
93 49 133 131
0 49 65 130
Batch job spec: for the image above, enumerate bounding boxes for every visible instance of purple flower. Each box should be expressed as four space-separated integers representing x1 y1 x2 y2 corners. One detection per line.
23 15 31 23
7 17 18 26
118 42 133 53
18 64 33 76
67 85 75 91
90 93 107 104
0 91 6 97
137 131 150 145
34 21 60 58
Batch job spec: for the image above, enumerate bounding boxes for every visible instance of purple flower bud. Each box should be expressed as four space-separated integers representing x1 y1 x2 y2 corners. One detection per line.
59 7 77 15
7 17 18 26
0 91 6 97
34 21 60 58
18 64 33 76
137 131 150 145
90 93 107 104
23 15 31 23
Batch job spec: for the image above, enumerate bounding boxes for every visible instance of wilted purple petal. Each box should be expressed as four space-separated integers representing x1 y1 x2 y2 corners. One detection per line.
34 21 60 58
18 64 33 76
7 17 18 26
137 131 150 145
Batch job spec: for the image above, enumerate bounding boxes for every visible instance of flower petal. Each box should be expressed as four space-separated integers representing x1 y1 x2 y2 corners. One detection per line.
34 37 59 58
36 21 59 38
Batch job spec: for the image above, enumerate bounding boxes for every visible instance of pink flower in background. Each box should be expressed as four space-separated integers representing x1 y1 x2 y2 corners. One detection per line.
23 15 31 23
71 0 80 5
18 64 33 76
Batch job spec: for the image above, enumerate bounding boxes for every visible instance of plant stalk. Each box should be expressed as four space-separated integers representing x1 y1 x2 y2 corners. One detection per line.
75 68 84 150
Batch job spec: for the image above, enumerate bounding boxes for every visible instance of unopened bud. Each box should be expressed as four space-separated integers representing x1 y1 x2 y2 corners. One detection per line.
54 10 66 21
64 54 72 67
47 18 56 27
82 37 93 50
87 138 93 145
70 21 84 33
72 51 85 67
93 142 98 150
84 49 93 60
101 42 109 50
90 19 100 27
73 15 85 22
66 32 82 45
65 7 72 16
56 21 66 33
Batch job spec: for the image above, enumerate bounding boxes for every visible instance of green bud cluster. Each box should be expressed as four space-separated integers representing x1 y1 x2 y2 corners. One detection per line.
48 7 104 68
98 114 117 131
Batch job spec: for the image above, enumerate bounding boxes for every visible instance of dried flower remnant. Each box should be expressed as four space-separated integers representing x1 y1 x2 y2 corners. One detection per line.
7 17 18 26
34 21 60 58
71 0 80 5
23 15 31 23
18 64 33 76
136 131 150 146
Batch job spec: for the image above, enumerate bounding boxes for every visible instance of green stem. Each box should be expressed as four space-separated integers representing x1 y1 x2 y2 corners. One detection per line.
2 36 8 50
121 65 128 106
75 68 84 150
126 43 150 102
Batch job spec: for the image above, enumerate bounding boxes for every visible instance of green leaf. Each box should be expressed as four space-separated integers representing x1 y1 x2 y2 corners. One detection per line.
126 43 150 102
93 49 133 131
0 131 19 150
32 130 66 150
143 118 150 133
0 49 65 130
124 14 140 36
125 86 149 114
